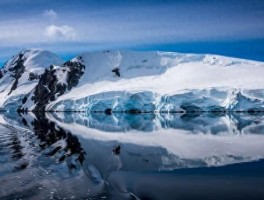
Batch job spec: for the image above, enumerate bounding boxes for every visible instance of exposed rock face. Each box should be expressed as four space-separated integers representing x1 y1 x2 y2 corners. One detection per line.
0 70 3 79
8 54 26 95
64 57 85 90
31 66 67 112
24 57 85 112
112 67 120 77
28 72 40 81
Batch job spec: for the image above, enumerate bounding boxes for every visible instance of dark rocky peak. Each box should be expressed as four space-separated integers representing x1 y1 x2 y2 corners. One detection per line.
62 57 85 90
30 65 67 112
8 53 25 73
7 53 26 95
3 50 29 72
0 70 3 79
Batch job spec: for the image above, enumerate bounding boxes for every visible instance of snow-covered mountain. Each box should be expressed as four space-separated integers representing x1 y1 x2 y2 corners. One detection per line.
21 50 264 112
1 49 264 112
0 49 63 111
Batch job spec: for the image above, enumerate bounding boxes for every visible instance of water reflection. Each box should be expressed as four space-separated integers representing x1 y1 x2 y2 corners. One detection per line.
0 113 91 199
31 113 86 165
48 111 264 134
0 111 264 199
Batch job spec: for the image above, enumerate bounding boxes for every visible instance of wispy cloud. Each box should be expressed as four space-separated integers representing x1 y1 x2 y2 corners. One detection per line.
45 25 76 41
0 0 264 62
1 1 264 45
43 9 76 41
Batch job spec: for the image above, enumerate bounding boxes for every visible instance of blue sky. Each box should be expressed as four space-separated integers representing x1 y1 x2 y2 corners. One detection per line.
0 0 264 65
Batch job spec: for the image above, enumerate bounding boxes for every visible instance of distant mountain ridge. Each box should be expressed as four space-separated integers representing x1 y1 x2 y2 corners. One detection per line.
0 49 264 113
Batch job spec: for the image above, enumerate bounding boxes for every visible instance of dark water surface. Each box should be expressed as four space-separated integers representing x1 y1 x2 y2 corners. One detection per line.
0 112 264 200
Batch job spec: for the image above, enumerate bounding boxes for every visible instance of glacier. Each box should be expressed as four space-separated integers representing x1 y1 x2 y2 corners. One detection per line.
0 49 263 112
44 50 264 112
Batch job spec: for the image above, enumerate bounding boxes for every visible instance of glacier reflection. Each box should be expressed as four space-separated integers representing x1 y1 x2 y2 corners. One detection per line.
48 111 264 134
43 111 264 168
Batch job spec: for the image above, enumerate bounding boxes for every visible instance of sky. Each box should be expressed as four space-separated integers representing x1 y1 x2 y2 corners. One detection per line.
0 0 264 65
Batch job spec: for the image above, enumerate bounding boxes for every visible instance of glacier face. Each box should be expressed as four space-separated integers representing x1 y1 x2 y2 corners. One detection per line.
48 88 264 112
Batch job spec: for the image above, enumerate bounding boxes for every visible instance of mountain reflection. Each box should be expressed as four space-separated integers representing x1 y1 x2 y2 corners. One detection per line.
31 113 86 165
0 125 27 173
1 111 86 173
2 111 264 173
1 112 264 199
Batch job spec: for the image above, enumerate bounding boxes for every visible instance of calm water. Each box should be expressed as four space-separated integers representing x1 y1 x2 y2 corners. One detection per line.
0 111 264 200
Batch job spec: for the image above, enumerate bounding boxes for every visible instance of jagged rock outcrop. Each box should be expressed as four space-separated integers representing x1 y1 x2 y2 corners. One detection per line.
8 53 26 95
30 66 67 112
28 72 40 81
0 70 3 79
21 56 85 112
64 57 85 90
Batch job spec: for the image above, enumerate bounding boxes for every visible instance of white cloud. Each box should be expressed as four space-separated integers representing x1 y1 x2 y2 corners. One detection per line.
43 9 57 22
43 10 77 41
44 25 76 41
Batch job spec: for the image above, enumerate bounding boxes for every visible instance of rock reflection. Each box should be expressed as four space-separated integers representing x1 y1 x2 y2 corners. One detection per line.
31 113 86 165
0 125 27 173
0 113 93 199
1 112 86 174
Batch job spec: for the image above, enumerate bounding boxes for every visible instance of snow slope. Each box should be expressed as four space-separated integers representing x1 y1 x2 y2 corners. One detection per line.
35 50 264 112
0 49 63 111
